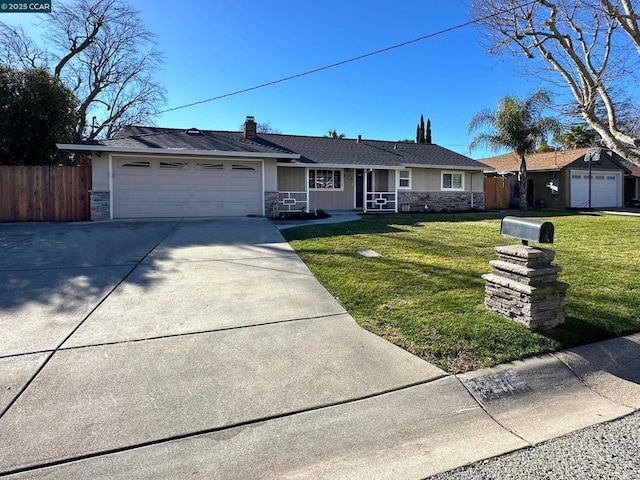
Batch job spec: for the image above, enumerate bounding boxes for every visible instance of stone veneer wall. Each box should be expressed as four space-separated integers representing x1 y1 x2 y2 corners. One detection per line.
482 245 569 330
90 191 110 221
264 191 279 218
398 192 484 212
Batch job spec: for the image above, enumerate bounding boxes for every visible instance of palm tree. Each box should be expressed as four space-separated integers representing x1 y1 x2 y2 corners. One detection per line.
326 130 346 139
468 91 560 210
562 124 597 149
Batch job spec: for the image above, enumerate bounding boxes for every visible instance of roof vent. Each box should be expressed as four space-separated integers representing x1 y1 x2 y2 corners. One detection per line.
394 144 398 150
185 128 201 135
357 135 362 143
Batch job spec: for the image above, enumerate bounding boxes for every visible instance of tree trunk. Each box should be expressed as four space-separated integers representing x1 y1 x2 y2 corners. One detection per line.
519 154 528 211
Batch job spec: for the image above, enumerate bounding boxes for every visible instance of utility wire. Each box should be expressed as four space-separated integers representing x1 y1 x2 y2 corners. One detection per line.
153 1 537 116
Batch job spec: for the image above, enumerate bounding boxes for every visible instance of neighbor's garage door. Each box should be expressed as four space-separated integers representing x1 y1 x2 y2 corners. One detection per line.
570 170 621 208
112 157 262 218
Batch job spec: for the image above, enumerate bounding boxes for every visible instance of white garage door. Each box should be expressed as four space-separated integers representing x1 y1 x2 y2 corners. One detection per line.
112 157 263 218
570 170 621 208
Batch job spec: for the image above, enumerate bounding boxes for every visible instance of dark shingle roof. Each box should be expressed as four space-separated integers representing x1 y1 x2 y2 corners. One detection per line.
252 134 404 166
86 126 484 169
363 139 485 168
247 134 483 168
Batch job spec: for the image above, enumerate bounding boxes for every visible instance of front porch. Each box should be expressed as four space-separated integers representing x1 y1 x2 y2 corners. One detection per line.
276 167 398 215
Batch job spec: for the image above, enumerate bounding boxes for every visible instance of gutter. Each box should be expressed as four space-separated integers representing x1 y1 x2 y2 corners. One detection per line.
276 162 406 170
278 163 488 171
401 163 485 171
484 168 563 174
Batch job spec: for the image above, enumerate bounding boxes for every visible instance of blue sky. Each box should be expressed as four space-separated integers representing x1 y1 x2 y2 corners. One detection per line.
3 0 540 158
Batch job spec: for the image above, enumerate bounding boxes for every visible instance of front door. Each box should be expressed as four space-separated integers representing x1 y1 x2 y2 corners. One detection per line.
356 169 364 208
527 178 535 208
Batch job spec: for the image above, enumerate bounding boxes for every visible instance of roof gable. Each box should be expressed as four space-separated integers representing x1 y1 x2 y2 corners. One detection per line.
565 149 628 171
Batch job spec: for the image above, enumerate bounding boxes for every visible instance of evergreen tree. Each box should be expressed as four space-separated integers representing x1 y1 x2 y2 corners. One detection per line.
419 115 426 143
326 130 346 139
0 66 78 165
562 124 597 149
426 119 432 144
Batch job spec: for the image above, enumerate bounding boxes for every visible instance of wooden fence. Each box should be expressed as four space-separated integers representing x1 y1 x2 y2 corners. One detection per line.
0 165 92 222
483 176 511 210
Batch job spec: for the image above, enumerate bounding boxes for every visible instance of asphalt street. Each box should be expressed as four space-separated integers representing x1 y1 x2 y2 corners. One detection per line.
429 411 640 480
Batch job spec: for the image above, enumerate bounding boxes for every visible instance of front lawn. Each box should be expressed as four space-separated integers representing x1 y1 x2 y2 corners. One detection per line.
282 212 640 373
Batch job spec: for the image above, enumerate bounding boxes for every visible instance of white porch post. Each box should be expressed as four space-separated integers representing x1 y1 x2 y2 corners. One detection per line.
305 167 309 212
261 160 266 217
363 169 369 213
394 169 398 213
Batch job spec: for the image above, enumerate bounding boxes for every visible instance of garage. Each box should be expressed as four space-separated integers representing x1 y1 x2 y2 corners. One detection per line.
570 170 622 208
112 156 263 218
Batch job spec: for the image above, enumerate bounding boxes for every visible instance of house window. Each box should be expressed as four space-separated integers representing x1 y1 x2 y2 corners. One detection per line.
232 164 257 171
197 162 224 170
159 162 188 169
309 169 342 190
441 171 464 191
121 161 150 168
398 170 411 189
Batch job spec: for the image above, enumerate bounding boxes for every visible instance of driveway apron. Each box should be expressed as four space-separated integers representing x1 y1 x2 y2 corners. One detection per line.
0 218 452 476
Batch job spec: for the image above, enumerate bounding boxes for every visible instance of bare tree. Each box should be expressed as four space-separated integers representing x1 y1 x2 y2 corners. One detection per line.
0 0 165 141
471 0 640 165
0 24 48 68
257 121 282 134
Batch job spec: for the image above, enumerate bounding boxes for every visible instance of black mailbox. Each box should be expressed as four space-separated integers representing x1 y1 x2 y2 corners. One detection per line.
500 216 554 245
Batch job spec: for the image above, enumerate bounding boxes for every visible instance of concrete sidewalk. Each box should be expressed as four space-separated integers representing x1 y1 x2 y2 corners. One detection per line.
0 218 639 479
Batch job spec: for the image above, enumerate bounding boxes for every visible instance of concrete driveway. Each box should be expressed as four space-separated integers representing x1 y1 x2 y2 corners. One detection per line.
0 218 571 478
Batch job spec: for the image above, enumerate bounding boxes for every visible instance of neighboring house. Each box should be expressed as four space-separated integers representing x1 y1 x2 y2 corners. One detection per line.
57 116 485 220
623 162 640 207
481 148 633 209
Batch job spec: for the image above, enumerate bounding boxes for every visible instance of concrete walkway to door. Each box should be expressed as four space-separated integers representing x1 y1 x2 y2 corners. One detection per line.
1 218 637 479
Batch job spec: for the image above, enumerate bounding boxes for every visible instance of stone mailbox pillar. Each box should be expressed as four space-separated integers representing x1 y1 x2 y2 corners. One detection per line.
482 244 569 330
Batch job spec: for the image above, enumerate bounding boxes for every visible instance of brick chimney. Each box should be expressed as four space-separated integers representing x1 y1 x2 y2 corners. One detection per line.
243 116 257 138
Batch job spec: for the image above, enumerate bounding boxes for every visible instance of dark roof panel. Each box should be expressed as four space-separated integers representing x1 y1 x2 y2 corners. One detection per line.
103 126 292 155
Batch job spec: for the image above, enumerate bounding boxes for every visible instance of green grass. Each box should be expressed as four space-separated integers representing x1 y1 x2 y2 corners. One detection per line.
282 211 640 373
